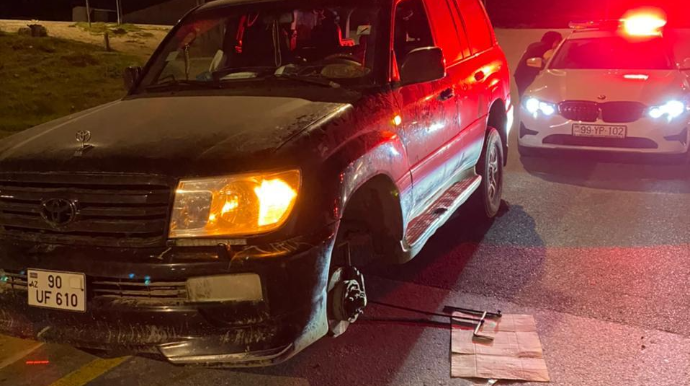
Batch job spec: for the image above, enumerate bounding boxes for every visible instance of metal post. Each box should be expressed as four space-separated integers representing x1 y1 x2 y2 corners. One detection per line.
85 0 91 27
116 0 122 25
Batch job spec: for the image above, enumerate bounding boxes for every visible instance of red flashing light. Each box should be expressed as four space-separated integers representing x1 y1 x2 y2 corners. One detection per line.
622 10 667 37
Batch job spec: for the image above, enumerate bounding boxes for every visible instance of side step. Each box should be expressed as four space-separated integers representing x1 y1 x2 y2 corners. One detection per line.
405 175 481 247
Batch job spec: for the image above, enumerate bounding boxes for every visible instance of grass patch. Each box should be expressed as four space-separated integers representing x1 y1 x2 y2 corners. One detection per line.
0 33 142 133
134 31 155 39
74 22 142 36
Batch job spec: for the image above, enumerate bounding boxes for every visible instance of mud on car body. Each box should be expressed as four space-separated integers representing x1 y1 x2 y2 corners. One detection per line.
0 0 511 366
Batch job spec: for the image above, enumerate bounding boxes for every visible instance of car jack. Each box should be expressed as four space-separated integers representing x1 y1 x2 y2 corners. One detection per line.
443 306 502 341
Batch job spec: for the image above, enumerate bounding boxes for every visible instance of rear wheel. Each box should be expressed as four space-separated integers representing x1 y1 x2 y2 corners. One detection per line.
475 128 504 218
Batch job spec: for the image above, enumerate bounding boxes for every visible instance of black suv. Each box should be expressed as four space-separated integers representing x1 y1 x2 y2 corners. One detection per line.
0 0 511 366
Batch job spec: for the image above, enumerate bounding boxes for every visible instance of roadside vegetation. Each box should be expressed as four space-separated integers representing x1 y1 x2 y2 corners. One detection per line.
72 22 156 38
0 31 142 138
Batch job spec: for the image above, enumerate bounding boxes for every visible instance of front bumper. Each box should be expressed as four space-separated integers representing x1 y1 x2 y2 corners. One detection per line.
518 107 690 154
0 227 335 367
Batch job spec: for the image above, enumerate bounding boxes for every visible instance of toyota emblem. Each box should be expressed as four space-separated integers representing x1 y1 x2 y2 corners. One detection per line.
75 130 91 146
40 198 77 227
597 95 607 100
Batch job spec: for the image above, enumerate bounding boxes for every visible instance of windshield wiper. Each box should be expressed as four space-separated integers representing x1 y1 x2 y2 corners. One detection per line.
273 73 341 89
144 77 223 92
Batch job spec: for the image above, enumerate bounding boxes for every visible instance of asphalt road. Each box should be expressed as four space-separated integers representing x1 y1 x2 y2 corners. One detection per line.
3 30 690 386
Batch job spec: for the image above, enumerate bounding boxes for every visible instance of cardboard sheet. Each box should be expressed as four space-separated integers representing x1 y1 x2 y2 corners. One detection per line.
451 313 550 382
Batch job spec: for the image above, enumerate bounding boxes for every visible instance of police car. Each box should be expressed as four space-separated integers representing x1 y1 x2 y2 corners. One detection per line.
518 13 690 156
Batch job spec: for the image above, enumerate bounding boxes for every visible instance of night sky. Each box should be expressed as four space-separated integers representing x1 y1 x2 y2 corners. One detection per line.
1 0 689 27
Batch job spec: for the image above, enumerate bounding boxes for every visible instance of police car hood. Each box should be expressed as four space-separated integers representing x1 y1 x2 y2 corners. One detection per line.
528 69 688 104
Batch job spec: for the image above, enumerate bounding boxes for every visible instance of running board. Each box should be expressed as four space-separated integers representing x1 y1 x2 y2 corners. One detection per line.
404 175 482 248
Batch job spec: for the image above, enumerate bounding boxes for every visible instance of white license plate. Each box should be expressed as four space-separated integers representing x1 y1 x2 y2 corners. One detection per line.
27 270 86 312
573 124 627 138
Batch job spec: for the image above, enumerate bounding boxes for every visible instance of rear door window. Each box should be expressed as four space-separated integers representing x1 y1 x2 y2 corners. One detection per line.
423 0 468 63
450 0 493 54
444 0 472 59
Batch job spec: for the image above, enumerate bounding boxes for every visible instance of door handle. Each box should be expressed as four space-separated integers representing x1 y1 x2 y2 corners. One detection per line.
438 88 455 101
474 71 485 81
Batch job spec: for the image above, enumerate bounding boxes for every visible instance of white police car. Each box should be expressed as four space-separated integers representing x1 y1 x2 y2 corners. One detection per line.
518 13 690 156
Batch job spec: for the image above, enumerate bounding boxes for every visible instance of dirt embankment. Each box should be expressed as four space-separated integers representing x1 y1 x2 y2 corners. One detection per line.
0 20 168 60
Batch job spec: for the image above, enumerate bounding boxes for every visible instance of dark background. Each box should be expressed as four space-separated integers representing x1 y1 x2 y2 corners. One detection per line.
0 0 166 21
0 0 689 27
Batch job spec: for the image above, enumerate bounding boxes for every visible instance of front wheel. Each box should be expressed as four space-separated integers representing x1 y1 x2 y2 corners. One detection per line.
475 128 504 218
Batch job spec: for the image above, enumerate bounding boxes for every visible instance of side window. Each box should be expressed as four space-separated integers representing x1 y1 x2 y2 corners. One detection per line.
451 0 493 54
158 19 228 82
393 0 434 67
423 0 467 63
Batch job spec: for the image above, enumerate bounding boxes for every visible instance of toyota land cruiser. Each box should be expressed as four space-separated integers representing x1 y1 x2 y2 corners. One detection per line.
0 0 511 366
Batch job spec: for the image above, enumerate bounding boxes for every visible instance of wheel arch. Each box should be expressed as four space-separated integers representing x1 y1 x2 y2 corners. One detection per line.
335 173 405 267
487 98 509 165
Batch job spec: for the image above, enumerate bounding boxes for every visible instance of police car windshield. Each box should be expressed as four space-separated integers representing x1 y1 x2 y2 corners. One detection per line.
550 36 674 70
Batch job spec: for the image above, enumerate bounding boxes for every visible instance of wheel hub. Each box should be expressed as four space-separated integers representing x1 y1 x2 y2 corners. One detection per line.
332 267 367 323
487 144 500 202
328 266 367 336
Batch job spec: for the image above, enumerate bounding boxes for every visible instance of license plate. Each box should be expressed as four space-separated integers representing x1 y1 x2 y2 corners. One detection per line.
27 270 86 312
572 124 627 138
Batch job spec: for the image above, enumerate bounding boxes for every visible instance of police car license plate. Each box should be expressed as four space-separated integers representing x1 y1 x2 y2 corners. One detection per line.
27 270 86 312
572 124 627 138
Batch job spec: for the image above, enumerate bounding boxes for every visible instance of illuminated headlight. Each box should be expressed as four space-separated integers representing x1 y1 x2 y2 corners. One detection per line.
170 170 301 238
648 100 686 120
525 97 557 116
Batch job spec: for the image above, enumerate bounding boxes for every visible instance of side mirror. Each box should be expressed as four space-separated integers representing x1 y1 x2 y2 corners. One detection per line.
123 66 142 91
680 58 690 71
526 57 544 69
400 47 445 86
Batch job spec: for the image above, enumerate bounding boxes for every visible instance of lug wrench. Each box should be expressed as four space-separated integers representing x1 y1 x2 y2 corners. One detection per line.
444 306 502 341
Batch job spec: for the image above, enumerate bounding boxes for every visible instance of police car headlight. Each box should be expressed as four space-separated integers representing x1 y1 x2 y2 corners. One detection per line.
648 100 686 120
525 97 557 116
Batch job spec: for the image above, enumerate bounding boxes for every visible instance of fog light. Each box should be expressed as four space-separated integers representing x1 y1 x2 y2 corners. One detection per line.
187 274 263 302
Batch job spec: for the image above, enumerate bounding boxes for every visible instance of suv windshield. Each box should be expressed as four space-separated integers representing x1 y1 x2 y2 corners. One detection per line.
550 36 674 70
138 4 380 91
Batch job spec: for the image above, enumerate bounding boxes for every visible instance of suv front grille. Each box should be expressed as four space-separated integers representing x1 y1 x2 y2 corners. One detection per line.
91 277 188 304
0 173 174 247
559 101 647 123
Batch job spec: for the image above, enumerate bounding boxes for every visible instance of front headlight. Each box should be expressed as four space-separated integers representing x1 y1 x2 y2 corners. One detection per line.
648 100 686 120
170 170 301 238
525 97 557 116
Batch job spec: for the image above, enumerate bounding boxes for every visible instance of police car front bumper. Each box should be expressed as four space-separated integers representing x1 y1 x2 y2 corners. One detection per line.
518 108 690 154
